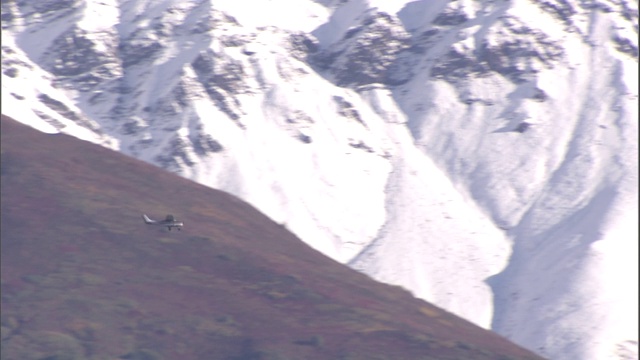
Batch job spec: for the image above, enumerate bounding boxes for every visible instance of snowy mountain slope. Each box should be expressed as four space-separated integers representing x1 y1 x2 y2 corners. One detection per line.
1 0 637 359
380 2 639 359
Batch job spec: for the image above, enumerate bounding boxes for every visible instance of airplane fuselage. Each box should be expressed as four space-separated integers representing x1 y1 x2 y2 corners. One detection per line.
160 221 183 231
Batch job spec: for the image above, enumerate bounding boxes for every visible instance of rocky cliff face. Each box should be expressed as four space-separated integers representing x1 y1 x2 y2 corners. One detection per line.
2 1 638 359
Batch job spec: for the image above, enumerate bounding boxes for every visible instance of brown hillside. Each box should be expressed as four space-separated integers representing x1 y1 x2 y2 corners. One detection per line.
0 114 545 360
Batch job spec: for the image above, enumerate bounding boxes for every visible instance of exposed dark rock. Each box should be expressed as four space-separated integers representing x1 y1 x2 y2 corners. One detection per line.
432 17 564 83
242 48 256 56
203 87 243 122
1 1 15 28
154 82 191 115
343 26 363 40
386 49 418 85
432 48 489 81
112 78 135 95
289 32 319 62
297 133 312 144
349 140 374 153
531 88 548 102
109 100 138 118
29 0 81 15
581 1 613 13
157 101 180 117
214 62 246 94
122 120 145 135
34 110 65 129
287 110 315 125
190 12 214 35
191 50 247 124
480 33 563 82
407 29 440 55
333 96 364 126
41 26 119 90
192 50 247 95
38 93 99 131
156 136 197 169
1 46 15 55
67 73 108 92
45 27 113 76
192 132 224 154
191 50 214 73
312 12 411 87
283 111 314 144
9 0 80 25
515 122 531 133
119 33 164 68
220 34 251 48
191 9 239 35
3 67 17 78
616 0 639 24
310 50 342 71
432 9 468 26
38 94 78 120
612 35 639 58
532 0 576 25
458 92 496 106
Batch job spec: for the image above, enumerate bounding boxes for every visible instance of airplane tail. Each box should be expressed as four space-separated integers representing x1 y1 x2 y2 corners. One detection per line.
142 214 156 224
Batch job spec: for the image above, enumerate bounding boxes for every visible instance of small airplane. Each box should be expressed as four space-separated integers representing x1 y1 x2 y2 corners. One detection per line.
142 214 184 231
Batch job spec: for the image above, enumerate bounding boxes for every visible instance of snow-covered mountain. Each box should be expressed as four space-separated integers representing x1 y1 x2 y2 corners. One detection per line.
2 0 637 359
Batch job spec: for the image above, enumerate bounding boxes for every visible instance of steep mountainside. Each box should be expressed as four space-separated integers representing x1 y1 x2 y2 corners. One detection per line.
1 1 638 359
0 115 545 360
